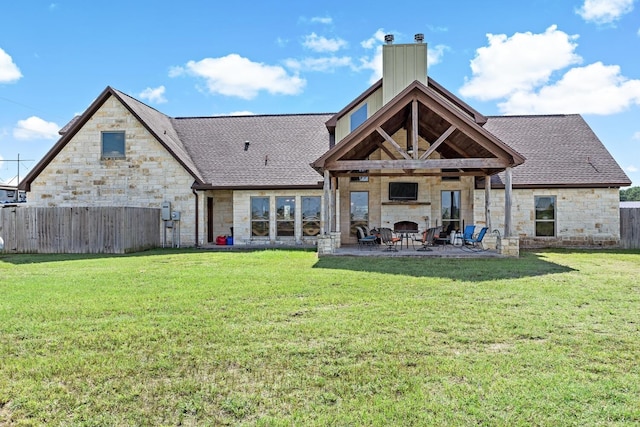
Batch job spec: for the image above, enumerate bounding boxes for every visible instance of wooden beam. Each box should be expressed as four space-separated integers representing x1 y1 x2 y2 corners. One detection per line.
375 140 397 160
420 125 456 160
333 170 489 177
326 158 510 171
376 127 411 160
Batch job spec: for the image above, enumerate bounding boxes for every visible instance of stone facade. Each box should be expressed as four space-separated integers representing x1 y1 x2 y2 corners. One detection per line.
473 187 621 248
27 97 198 246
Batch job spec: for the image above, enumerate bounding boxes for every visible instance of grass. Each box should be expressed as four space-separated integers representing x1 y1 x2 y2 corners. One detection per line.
1 248 639 426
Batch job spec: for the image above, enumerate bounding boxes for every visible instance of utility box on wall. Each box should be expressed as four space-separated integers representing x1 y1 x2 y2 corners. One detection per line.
171 211 181 221
161 202 171 221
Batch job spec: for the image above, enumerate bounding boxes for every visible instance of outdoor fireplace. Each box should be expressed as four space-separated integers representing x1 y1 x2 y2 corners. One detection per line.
393 221 419 233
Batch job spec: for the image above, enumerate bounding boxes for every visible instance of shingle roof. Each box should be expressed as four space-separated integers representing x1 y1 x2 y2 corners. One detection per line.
483 114 630 187
172 114 333 188
111 89 205 184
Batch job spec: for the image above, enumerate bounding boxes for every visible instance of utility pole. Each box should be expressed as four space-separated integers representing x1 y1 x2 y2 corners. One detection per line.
2 154 34 202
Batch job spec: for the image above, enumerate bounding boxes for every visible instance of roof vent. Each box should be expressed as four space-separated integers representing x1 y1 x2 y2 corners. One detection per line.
414 33 424 43
384 34 394 44
244 141 250 151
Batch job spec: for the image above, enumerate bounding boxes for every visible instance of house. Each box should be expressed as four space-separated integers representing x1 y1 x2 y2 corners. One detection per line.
0 185 26 204
19 34 630 254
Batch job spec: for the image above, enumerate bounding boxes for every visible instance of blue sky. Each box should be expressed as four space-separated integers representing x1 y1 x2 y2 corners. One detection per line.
1 0 639 186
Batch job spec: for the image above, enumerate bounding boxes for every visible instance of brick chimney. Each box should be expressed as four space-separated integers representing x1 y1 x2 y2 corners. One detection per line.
382 34 428 104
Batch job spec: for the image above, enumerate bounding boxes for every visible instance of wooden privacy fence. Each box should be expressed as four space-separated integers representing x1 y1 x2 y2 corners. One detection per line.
620 208 640 249
0 206 161 254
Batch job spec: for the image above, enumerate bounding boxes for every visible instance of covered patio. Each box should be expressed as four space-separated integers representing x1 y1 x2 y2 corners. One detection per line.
312 79 525 257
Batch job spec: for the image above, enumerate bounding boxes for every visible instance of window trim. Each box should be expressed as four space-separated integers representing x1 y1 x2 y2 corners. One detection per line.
250 196 270 238
441 190 461 231
101 131 126 159
534 195 556 237
302 196 321 237
275 196 295 238
350 191 369 237
350 104 367 132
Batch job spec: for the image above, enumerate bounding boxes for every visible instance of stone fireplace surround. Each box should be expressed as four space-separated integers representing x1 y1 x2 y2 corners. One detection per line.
381 203 431 232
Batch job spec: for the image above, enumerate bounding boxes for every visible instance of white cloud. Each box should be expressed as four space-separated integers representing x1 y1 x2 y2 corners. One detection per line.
13 116 60 140
0 48 22 83
633 131 640 140
498 62 640 115
627 165 639 172
426 25 448 33
303 33 347 53
460 25 640 115
358 30 387 83
139 85 167 104
361 29 386 49
427 44 449 66
230 111 254 116
576 0 634 24
284 56 353 72
310 16 332 24
460 25 581 101
170 54 306 100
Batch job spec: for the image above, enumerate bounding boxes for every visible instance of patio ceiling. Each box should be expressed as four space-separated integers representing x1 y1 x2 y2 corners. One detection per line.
312 80 525 178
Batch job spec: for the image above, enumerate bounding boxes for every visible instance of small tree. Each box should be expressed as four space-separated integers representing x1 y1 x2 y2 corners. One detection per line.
620 186 640 201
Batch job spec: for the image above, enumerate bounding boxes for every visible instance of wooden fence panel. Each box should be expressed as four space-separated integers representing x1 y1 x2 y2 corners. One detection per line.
0 207 160 254
620 208 640 249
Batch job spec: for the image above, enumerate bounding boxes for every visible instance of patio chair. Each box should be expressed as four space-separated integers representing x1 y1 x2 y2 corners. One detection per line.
463 227 489 251
379 227 401 251
462 225 476 242
356 226 378 249
416 226 440 251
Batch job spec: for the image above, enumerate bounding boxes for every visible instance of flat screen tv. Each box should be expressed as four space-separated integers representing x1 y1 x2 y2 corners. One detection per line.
389 182 418 201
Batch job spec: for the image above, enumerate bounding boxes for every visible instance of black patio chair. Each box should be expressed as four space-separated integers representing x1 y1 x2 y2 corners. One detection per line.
416 226 440 251
379 227 401 251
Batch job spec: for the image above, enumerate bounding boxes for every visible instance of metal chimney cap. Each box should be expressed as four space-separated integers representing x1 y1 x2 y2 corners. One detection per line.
415 33 424 43
384 34 394 44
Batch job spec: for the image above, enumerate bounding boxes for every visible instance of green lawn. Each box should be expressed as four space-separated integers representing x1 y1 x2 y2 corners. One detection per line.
1 249 639 426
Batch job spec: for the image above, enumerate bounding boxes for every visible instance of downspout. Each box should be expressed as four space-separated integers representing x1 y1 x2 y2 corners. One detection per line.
192 189 199 248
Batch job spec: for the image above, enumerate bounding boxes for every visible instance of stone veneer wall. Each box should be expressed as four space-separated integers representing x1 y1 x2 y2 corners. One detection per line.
27 97 198 246
473 187 621 248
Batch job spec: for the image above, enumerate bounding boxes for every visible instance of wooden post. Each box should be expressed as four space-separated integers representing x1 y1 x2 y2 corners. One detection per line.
323 170 332 234
411 99 418 159
331 176 339 232
485 175 492 232
504 167 512 238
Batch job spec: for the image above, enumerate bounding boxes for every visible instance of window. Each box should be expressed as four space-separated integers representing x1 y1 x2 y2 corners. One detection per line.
350 191 368 237
302 197 321 236
276 197 295 237
535 196 556 237
251 197 270 237
102 131 125 158
441 190 461 231
350 104 367 132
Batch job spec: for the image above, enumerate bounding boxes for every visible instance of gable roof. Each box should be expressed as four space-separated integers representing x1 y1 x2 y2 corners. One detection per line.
483 115 631 188
20 86 205 191
313 80 524 177
324 77 486 132
20 87 333 192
